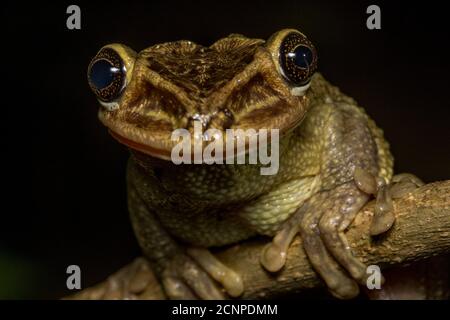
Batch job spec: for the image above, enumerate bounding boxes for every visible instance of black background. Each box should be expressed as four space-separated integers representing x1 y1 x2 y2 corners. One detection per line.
1 1 449 299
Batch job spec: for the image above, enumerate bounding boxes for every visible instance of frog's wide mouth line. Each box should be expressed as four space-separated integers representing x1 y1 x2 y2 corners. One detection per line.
99 106 306 162
109 129 173 160
99 111 174 160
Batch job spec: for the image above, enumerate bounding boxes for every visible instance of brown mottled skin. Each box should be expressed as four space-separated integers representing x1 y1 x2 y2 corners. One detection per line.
88 29 401 299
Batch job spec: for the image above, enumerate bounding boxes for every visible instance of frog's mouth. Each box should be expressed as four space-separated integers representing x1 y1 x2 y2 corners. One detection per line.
99 110 175 160
99 94 308 163
102 115 303 163
108 129 173 160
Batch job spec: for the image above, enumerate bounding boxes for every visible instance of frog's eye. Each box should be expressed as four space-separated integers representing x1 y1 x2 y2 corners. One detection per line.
279 32 317 86
88 48 126 103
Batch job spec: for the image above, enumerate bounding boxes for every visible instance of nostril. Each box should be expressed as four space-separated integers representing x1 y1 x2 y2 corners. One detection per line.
207 108 235 130
188 113 211 129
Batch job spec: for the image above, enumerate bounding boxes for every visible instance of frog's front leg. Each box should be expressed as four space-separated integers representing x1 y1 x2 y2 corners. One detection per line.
99 182 244 299
301 183 370 298
260 182 371 298
261 171 425 299
122 181 243 300
261 102 388 298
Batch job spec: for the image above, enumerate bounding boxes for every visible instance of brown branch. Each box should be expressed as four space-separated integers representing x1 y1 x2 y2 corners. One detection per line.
69 180 450 299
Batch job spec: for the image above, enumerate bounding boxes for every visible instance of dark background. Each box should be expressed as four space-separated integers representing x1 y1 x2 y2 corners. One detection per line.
1 0 449 299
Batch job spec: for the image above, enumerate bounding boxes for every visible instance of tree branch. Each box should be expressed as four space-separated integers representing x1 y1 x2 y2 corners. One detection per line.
70 180 450 299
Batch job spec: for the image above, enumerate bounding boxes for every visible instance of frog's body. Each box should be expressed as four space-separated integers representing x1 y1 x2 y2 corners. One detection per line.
129 74 392 248
87 29 407 300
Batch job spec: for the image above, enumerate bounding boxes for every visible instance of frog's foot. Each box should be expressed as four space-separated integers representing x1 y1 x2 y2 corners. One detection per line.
354 168 424 235
262 182 370 299
160 248 243 299
186 247 244 298
95 257 157 299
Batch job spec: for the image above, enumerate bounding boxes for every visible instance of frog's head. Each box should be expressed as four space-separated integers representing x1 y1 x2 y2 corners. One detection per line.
87 29 317 160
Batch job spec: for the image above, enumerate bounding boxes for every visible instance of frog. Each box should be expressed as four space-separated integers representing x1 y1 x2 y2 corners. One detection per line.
86 29 423 299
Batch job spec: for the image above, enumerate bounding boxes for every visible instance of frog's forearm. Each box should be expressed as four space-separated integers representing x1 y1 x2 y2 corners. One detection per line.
127 165 180 271
128 185 180 267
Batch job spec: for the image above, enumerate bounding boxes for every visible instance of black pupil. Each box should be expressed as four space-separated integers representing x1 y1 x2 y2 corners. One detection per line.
89 60 118 89
292 45 313 69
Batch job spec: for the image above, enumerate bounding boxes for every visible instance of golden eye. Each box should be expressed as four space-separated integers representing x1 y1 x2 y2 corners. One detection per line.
87 48 126 102
279 32 318 86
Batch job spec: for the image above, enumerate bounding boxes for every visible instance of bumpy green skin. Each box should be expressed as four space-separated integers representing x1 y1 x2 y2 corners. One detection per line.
127 74 393 297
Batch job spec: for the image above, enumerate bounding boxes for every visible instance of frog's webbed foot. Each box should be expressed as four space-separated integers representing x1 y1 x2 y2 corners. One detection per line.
160 248 243 299
186 247 244 298
261 182 371 299
261 170 425 299
91 249 243 300
92 257 158 299
354 168 424 235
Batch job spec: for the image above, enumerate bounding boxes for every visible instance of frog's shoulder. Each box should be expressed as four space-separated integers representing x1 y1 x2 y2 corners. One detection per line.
308 73 357 106
307 73 394 183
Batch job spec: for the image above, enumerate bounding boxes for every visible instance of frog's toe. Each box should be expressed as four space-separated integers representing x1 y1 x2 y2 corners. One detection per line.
329 277 360 299
389 181 419 198
390 173 424 198
392 173 424 187
365 172 423 235
261 242 287 273
260 214 302 272
161 274 197 299
99 257 154 299
298 187 367 299
354 167 396 236
317 184 370 284
127 257 155 294
187 247 244 298
300 207 360 299
370 212 396 236
162 252 226 300
353 167 378 194
370 183 395 235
